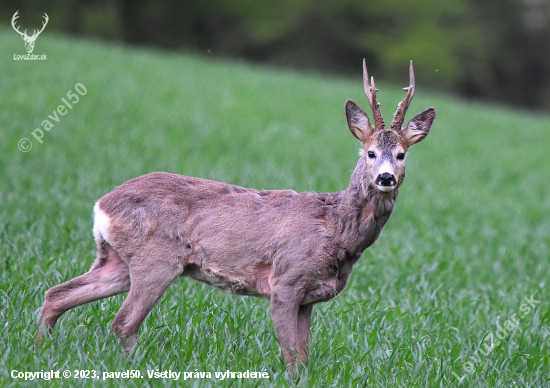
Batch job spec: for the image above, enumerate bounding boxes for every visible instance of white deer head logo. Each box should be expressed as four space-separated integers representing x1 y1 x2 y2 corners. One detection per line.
11 11 49 54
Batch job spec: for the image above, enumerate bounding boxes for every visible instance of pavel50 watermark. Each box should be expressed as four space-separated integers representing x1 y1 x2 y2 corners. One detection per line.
18 83 87 152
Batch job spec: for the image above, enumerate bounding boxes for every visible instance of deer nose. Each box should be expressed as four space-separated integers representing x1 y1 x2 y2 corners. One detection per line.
376 172 396 187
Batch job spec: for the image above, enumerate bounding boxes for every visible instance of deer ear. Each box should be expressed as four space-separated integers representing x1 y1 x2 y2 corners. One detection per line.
401 107 436 146
345 100 374 143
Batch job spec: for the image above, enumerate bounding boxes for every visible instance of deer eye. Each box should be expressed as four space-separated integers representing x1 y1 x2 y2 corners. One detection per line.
396 153 405 160
367 151 376 158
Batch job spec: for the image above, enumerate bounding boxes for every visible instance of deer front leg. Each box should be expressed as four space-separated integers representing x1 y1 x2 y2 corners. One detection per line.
297 304 313 362
270 284 308 374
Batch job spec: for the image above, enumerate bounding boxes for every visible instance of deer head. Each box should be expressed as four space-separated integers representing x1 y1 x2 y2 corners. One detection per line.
11 11 49 54
345 60 436 194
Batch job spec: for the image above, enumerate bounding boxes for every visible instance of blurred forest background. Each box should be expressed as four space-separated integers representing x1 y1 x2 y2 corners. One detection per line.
3 0 550 110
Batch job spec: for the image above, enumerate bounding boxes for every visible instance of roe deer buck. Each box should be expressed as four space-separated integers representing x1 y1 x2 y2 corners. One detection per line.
36 60 435 371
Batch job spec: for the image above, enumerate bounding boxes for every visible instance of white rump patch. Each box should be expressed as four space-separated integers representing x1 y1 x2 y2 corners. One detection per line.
93 202 111 243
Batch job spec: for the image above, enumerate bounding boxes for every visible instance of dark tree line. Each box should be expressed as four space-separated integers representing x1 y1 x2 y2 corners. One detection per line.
3 0 550 110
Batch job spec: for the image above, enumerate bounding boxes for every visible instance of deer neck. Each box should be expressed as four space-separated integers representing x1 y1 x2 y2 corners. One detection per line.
329 156 397 257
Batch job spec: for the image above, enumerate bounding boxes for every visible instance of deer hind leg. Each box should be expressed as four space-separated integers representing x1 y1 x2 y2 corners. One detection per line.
36 241 130 342
111 258 181 354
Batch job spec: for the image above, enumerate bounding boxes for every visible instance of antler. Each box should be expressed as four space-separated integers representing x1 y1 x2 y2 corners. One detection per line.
31 13 49 38
391 60 415 130
11 11 48 40
11 11 28 39
363 59 385 130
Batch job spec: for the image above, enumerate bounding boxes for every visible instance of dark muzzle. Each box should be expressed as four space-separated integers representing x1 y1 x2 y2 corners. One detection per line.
376 173 396 187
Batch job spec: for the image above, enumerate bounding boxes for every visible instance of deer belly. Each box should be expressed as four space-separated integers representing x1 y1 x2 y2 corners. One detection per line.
185 265 271 299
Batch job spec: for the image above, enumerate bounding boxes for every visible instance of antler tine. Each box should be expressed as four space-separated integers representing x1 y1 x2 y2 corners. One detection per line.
11 11 27 38
362 59 385 130
391 60 416 131
32 13 49 38
362 59 373 109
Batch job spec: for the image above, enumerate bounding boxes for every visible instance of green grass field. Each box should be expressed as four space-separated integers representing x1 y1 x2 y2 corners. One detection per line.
1 27 550 387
